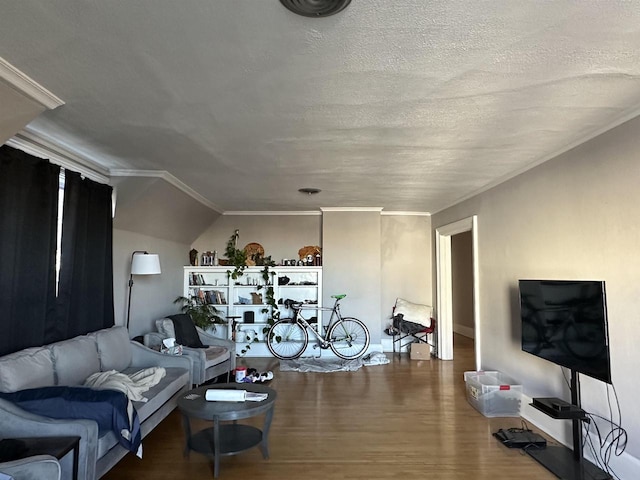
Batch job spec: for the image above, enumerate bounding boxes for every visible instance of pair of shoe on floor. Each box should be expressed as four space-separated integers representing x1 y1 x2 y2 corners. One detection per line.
237 368 274 383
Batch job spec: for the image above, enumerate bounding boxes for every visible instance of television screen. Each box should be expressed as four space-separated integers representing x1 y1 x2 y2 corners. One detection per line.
519 280 611 384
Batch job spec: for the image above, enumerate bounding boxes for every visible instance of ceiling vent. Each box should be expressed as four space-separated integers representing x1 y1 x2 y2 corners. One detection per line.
280 0 351 17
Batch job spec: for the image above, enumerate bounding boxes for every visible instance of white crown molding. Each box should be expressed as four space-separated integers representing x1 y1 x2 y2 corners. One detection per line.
223 211 321 216
9 127 221 213
320 207 384 212
0 56 64 109
381 211 431 216
7 129 110 184
110 169 223 213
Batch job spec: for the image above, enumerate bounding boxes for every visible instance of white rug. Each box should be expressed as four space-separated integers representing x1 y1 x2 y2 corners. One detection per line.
279 352 389 373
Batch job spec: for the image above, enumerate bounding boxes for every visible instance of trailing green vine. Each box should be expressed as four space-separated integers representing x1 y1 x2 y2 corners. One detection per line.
258 262 280 328
225 229 247 279
224 230 280 356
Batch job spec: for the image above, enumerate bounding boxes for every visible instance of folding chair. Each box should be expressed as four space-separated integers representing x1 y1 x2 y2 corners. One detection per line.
390 298 437 358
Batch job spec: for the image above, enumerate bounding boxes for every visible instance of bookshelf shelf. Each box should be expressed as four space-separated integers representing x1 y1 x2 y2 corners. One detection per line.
183 266 322 356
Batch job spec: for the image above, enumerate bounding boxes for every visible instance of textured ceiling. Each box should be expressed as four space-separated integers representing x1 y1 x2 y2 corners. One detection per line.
2 1 640 213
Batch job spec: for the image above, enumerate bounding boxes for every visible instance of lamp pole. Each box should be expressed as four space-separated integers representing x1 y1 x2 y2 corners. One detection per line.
126 250 148 331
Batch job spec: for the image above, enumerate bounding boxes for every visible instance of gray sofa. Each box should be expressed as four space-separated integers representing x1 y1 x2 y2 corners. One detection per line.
0 455 61 480
144 318 235 386
0 326 191 480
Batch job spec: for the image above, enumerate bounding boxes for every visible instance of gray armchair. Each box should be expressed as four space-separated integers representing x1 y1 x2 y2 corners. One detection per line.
144 319 235 386
0 455 61 480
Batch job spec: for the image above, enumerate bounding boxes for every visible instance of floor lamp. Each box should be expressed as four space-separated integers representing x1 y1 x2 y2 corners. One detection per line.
126 251 162 331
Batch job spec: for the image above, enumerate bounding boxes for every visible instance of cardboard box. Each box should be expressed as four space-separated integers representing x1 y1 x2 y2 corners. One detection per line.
410 343 431 360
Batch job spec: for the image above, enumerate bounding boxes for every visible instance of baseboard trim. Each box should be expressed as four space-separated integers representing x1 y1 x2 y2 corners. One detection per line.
238 343 385 358
453 324 475 339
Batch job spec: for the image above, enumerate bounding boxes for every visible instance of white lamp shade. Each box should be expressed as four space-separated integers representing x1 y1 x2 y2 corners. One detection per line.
131 253 161 275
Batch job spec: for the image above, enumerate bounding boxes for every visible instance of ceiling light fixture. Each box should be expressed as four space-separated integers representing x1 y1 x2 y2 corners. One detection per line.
298 187 322 195
280 0 351 18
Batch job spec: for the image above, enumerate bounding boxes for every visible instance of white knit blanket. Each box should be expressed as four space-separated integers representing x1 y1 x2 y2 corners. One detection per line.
84 367 166 403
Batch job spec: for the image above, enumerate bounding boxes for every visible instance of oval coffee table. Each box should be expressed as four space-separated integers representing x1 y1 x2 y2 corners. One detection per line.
177 383 277 478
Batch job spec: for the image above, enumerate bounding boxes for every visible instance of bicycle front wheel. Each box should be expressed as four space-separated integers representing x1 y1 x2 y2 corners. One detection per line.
267 318 308 360
329 317 370 359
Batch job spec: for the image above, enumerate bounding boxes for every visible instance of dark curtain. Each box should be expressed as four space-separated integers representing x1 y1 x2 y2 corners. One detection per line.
55 171 114 340
0 146 60 355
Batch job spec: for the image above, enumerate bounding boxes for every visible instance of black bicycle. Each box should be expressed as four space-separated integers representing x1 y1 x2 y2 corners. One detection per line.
266 294 370 360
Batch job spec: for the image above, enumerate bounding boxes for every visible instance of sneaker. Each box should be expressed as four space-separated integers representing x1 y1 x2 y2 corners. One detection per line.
260 371 274 382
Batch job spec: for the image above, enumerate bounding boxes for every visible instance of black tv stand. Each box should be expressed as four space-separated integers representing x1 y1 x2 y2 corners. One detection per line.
531 397 586 420
527 445 609 480
526 370 611 480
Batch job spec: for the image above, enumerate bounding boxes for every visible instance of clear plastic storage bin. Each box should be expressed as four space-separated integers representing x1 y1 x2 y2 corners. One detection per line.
464 371 522 417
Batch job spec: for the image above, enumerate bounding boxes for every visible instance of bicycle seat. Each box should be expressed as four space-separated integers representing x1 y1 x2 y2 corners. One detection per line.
331 294 347 300
284 299 303 308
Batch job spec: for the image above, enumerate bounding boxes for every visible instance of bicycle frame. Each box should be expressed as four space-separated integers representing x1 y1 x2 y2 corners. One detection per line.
288 297 344 346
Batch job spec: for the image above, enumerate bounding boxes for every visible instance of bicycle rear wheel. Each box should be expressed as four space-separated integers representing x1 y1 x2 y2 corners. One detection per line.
329 317 370 359
267 318 308 360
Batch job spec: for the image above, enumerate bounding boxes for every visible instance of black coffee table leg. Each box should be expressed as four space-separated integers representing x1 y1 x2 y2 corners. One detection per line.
181 413 192 458
213 418 221 478
259 404 275 459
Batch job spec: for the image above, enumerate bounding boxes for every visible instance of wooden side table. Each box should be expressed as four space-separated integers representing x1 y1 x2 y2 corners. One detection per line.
0 436 80 480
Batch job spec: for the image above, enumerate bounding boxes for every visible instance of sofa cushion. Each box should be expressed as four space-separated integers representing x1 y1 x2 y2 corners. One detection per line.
123 367 189 422
95 367 188 459
91 326 132 371
0 347 55 393
155 319 176 339
97 430 119 460
204 346 230 368
51 336 100 386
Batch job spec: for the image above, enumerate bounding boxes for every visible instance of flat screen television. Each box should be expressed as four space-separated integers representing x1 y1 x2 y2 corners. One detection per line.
519 280 611 384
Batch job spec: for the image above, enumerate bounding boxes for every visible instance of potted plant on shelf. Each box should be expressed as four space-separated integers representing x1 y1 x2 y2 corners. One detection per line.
173 295 226 332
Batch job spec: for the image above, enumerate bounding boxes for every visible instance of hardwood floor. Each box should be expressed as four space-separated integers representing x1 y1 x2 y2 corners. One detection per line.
104 335 555 479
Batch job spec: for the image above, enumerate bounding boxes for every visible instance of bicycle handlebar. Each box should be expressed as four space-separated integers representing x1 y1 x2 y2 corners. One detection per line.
284 294 346 311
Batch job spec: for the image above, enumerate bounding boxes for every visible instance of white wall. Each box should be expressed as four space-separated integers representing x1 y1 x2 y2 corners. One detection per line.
432 115 640 470
113 229 190 339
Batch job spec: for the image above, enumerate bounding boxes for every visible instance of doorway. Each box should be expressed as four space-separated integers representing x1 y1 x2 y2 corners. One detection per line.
435 216 480 369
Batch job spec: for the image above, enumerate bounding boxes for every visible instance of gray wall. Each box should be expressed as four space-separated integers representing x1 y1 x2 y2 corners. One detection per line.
191 211 432 349
112 176 220 244
451 231 474 336
193 214 322 263
113 229 190 338
432 115 640 465
0 82 46 144
322 210 382 345
381 214 432 322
